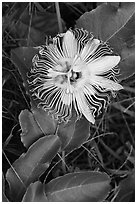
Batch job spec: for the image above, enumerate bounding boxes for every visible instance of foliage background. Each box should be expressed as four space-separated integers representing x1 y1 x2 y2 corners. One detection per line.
2 2 135 202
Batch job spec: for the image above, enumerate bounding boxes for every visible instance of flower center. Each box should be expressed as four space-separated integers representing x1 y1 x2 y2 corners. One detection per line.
69 71 81 83
58 59 72 73
52 59 82 87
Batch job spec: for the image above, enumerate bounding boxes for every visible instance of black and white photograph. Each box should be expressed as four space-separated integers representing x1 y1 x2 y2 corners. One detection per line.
2 1 135 202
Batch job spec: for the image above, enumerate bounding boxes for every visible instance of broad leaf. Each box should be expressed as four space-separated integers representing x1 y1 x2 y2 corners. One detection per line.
77 3 134 42
58 116 90 152
6 134 61 201
118 43 135 81
19 109 42 148
22 181 48 202
57 114 77 150
76 2 135 81
65 117 90 152
45 171 111 202
11 47 38 95
19 108 57 148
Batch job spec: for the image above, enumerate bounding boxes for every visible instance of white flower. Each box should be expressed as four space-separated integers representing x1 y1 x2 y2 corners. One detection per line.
27 28 123 124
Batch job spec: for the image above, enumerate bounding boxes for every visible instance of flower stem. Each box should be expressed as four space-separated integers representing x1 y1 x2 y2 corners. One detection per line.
61 150 66 173
55 2 63 33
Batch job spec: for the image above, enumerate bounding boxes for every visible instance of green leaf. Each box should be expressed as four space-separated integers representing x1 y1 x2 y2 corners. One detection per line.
19 108 57 148
6 135 61 201
22 181 48 202
76 2 135 81
45 171 111 202
58 116 90 152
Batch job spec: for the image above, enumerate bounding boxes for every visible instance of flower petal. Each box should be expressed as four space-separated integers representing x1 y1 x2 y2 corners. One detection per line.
72 28 93 52
63 30 77 58
91 75 123 91
75 90 95 124
27 28 123 124
80 39 100 62
72 56 86 72
87 56 120 75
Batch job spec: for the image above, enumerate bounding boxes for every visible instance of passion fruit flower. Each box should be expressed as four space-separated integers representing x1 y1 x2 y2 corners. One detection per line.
27 28 123 124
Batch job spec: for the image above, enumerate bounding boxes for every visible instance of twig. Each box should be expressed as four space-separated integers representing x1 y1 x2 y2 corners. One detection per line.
2 151 26 188
55 2 63 33
60 151 67 173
